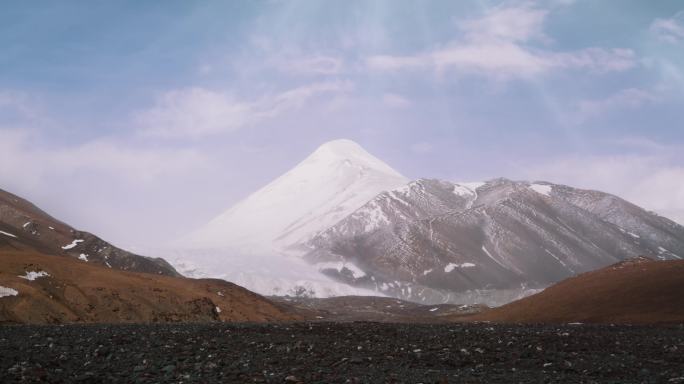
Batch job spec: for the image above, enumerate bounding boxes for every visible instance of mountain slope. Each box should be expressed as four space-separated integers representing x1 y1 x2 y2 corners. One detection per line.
0 248 300 324
471 257 684 324
305 178 684 305
181 139 408 253
171 140 683 304
169 139 408 297
0 188 178 276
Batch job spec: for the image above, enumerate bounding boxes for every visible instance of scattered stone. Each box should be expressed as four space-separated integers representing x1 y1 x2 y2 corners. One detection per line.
0 323 680 383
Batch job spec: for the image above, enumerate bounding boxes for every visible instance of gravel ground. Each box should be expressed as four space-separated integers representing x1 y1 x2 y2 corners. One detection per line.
1 322 683 383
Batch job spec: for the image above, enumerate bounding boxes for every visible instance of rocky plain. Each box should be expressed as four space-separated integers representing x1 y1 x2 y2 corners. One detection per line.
1 322 683 383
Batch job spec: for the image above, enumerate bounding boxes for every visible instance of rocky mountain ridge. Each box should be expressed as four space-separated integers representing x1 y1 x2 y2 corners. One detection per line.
305 177 684 305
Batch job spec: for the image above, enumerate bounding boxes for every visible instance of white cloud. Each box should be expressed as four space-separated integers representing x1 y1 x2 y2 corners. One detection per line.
366 55 426 71
276 55 344 75
549 0 576 6
382 93 411 108
366 4 636 79
0 128 215 245
0 130 208 187
434 41 548 76
521 154 684 225
459 4 548 43
367 42 549 77
551 48 635 72
269 81 353 114
137 81 353 138
613 136 670 152
240 33 347 76
368 43 634 80
136 88 252 139
576 88 658 122
650 12 684 44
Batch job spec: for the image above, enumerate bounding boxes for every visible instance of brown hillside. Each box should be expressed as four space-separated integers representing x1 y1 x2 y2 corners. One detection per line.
470 257 684 324
0 187 178 276
0 249 301 324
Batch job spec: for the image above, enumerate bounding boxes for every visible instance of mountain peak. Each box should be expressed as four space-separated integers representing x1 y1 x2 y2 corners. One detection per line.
306 139 404 179
176 137 409 297
180 138 408 253
310 139 373 162
315 139 364 153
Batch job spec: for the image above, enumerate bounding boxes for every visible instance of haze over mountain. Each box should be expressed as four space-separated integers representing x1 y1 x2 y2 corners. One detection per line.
0 188 177 276
0 188 299 324
165 139 408 298
172 140 684 305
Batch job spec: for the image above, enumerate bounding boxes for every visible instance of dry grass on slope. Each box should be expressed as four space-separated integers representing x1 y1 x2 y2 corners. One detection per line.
0 249 302 324
470 258 684 324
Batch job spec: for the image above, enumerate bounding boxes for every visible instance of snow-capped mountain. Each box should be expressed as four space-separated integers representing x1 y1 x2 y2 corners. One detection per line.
170 139 684 304
169 139 408 297
181 139 408 253
305 178 684 305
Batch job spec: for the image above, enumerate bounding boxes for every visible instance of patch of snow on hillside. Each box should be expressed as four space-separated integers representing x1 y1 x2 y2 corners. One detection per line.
444 263 476 272
452 184 476 197
657 246 682 259
618 228 641 239
18 271 50 281
393 183 412 195
459 182 485 191
22 222 31 228
78 254 89 262
0 286 18 298
388 189 412 207
530 184 552 197
0 230 17 238
422 269 433 276
62 239 83 250
544 249 574 273
482 246 509 270
360 203 389 232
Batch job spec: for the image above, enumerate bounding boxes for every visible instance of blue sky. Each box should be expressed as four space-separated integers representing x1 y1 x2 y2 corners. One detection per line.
1 0 683 246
